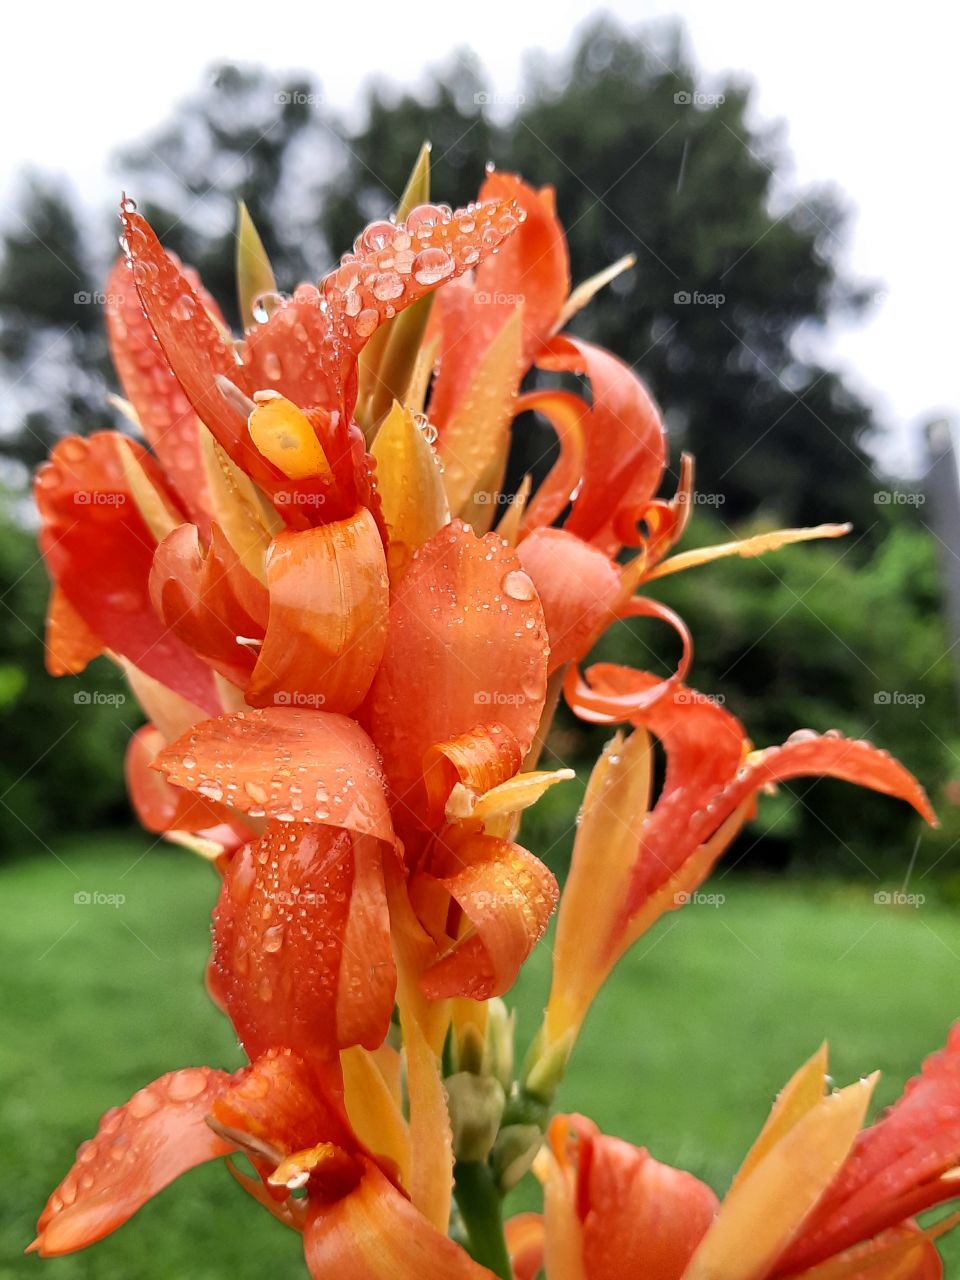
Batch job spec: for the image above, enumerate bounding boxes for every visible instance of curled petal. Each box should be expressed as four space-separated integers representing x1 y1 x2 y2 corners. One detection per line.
540 336 667 557
518 528 622 671
211 1047 353 1160
514 389 587 534
212 822 396 1063
104 256 215 532
423 725 524 823
35 432 219 714
32 1067 238 1257
366 521 548 837
246 509 389 714
150 522 268 688
303 1158 495 1280
563 599 692 724
789 1225 945 1279
156 707 393 841
419 831 558 1001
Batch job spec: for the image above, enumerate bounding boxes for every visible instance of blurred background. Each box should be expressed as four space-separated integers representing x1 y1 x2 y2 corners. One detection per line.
1 3 958 1276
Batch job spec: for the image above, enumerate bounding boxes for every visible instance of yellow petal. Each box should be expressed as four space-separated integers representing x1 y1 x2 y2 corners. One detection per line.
446 768 575 828
439 308 523 519
247 393 333 481
684 1075 877 1280
236 201 278 330
497 474 532 547
647 523 851 581
403 1005 454 1232
341 1046 411 1189
199 425 280 585
728 1043 830 1195
397 141 431 222
371 401 450 583
553 253 636 334
114 437 181 543
544 730 652 1045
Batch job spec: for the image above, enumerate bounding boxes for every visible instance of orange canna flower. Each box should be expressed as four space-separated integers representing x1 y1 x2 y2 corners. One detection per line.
536 670 935 1069
511 1029 960 1280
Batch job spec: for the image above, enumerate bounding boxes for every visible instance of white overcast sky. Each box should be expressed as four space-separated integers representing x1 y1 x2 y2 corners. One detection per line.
1 0 955 473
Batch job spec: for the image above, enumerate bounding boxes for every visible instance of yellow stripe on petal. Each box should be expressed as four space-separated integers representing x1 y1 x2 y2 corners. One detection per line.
114 437 181 543
247 394 334 481
342 1046 411 1190
199 426 279 585
647 523 852 581
685 1075 877 1280
728 1042 830 1196
439 308 523 520
544 729 652 1045
371 401 449 583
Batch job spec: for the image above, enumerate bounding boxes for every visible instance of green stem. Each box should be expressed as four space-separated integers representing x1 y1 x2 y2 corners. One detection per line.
453 1160 512 1280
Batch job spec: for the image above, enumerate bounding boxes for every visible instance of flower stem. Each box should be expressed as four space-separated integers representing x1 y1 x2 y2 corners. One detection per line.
453 1159 512 1280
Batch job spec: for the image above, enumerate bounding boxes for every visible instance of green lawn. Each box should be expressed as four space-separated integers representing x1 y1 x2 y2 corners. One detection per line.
3 835 959 1277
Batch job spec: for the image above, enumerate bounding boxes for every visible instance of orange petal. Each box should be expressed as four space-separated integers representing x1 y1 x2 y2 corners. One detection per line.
125 724 242 837
104 256 216 533
32 1067 238 1257
791 1225 945 1279
781 1025 960 1274
150 522 268 689
419 830 558 1001
303 1158 496 1279
539 335 666 557
570 1125 719 1280
246 509 389 714
35 432 220 714
563 599 692 724
211 1046 353 1160
44 585 102 676
156 707 393 841
430 175 569 434
119 210 280 499
518 528 622 670
366 521 548 840
505 1213 546 1280
321 196 527 395
514 389 587 534
423 725 524 824
212 822 395 1063
403 1010 455 1231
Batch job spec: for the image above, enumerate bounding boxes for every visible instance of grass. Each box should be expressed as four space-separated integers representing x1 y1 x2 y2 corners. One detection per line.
2 834 959 1276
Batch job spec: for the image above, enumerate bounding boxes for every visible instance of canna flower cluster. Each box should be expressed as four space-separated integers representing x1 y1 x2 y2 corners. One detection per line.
30 149 960 1278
